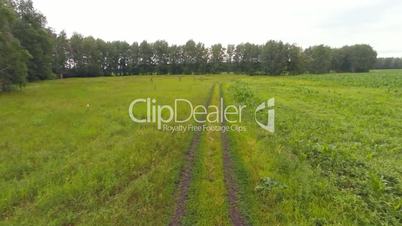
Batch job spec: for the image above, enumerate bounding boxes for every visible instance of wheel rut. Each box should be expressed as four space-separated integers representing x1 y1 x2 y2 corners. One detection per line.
170 83 248 226
220 84 249 226
169 84 215 226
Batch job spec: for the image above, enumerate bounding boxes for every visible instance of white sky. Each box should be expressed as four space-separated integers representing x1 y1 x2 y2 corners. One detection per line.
32 0 402 57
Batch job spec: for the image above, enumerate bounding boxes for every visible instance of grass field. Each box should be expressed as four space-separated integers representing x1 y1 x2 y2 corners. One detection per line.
0 70 401 225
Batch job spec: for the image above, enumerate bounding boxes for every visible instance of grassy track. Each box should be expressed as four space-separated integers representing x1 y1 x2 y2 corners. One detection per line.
170 84 215 225
183 85 231 225
0 70 401 225
220 85 249 226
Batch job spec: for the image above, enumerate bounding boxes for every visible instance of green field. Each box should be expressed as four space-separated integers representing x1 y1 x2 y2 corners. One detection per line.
0 70 401 225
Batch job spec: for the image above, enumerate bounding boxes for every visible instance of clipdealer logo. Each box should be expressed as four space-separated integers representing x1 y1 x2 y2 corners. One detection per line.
128 97 274 133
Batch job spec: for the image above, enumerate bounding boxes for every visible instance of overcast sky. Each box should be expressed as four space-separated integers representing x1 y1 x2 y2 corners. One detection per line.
32 0 402 57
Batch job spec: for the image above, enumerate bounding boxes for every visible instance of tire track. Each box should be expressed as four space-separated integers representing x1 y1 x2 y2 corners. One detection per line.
169 84 215 226
220 84 249 226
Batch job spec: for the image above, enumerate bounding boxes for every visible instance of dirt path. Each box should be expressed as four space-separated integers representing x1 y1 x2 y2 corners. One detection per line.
220 84 249 226
169 84 215 226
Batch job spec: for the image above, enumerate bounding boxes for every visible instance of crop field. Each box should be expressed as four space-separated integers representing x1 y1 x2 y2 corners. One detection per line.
0 70 401 225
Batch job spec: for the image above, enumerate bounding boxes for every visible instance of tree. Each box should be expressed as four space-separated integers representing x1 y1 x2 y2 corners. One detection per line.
331 47 350 72
139 40 154 74
348 44 377 72
209 44 225 73
128 42 139 74
52 30 69 76
332 45 377 72
195 42 209 74
168 44 183 74
183 40 197 74
81 36 103 76
287 44 305 75
226 44 235 72
304 45 332 74
233 43 260 74
0 0 30 91
260 40 288 75
96 38 108 75
68 34 102 76
69 33 84 75
153 40 169 74
114 41 130 75
13 0 53 81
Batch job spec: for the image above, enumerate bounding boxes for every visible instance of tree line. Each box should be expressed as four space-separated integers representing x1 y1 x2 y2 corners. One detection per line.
53 37 378 77
375 57 402 69
1 0 379 91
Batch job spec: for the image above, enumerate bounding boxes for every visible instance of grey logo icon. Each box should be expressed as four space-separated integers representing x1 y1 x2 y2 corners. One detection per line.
255 98 275 133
